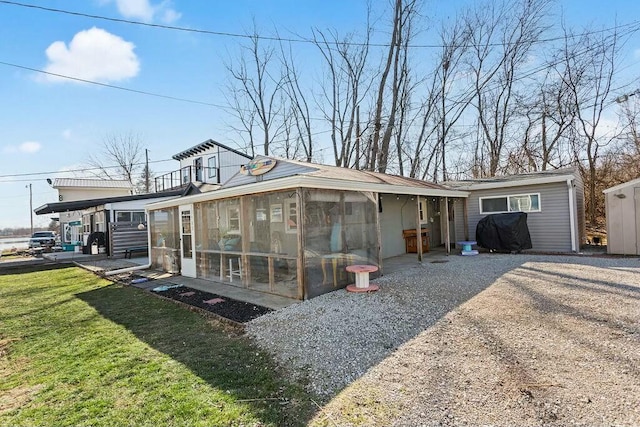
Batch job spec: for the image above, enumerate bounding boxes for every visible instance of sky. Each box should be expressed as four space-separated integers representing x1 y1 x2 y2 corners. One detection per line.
1 0 639 229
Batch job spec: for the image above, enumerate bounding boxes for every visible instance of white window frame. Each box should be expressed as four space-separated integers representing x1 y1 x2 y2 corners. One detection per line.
227 205 240 232
479 193 541 214
207 156 217 178
285 199 297 234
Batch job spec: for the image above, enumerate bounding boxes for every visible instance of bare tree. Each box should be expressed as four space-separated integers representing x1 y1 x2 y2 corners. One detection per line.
467 0 550 177
562 25 621 224
369 0 418 174
225 25 286 156
312 24 373 168
87 132 145 189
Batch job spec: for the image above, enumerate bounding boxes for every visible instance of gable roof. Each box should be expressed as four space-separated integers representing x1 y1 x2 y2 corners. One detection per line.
603 176 640 194
53 178 132 189
445 167 579 190
172 139 253 161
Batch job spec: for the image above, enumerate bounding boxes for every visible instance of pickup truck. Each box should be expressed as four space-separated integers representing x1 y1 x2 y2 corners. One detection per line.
28 231 59 248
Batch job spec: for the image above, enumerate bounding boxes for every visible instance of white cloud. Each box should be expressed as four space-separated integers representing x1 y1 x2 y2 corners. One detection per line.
20 141 42 153
42 27 139 84
113 0 180 23
2 141 42 154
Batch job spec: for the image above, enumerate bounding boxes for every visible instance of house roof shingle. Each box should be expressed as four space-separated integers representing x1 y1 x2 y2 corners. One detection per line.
53 178 133 189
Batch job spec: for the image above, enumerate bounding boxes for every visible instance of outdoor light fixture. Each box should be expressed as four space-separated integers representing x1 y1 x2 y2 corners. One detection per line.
614 193 626 199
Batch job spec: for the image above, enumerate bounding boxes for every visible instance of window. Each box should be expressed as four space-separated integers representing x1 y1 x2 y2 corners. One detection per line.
480 193 541 214
418 199 428 223
181 166 190 184
115 211 146 223
285 199 297 233
227 206 240 232
208 156 217 178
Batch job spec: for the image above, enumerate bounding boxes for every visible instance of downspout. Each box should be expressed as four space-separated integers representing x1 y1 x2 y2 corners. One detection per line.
567 178 577 252
105 213 152 276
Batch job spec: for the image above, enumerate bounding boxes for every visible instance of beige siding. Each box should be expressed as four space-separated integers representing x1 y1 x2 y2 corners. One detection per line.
379 195 418 258
467 182 573 252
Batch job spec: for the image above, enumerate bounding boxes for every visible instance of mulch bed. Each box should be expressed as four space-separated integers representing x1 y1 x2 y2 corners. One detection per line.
153 285 272 323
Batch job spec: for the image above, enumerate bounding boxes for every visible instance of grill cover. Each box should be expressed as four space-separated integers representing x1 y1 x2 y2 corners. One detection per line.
476 212 532 252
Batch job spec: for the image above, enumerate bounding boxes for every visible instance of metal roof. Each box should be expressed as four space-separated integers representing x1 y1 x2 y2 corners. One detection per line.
34 189 184 215
279 157 453 190
172 139 253 161
53 178 133 189
146 157 468 211
445 167 579 190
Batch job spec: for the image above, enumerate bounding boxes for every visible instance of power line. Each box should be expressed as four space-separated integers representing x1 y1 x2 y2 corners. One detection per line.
0 61 223 107
1 0 639 49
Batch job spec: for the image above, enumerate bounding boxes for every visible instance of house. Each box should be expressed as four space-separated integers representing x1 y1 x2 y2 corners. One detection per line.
446 168 585 253
155 139 253 191
145 156 469 301
36 139 254 255
603 177 640 255
35 190 184 255
50 178 134 250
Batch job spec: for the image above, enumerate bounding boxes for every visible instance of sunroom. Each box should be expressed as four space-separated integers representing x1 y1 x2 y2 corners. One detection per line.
146 157 468 301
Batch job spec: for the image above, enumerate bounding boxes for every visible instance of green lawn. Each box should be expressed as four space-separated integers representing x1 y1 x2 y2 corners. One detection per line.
0 266 316 426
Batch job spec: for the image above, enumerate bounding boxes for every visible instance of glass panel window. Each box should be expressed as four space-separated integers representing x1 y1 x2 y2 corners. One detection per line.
208 156 217 178
480 194 541 214
285 200 297 233
116 211 131 222
132 211 146 223
228 206 240 232
481 197 508 213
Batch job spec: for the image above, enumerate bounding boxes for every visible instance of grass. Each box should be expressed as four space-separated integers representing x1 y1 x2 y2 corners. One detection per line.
0 266 317 426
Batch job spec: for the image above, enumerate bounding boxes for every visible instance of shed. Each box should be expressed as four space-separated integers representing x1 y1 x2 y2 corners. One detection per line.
603 177 640 255
447 168 585 252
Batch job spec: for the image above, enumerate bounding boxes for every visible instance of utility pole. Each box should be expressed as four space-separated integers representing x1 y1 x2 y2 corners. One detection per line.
26 183 33 235
145 148 150 193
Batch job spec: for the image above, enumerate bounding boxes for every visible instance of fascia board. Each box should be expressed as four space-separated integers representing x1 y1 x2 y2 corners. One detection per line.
145 175 469 211
456 175 573 190
603 177 640 193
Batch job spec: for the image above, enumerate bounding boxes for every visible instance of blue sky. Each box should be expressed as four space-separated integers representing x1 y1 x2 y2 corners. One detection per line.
1 0 639 229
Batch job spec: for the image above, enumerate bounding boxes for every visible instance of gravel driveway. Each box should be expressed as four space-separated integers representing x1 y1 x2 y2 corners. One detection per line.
246 253 640 426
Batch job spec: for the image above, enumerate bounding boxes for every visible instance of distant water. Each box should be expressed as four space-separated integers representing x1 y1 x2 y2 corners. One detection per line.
0 237 29 252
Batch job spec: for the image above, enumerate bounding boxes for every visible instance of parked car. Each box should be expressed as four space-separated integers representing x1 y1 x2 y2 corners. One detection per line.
28 231 59 249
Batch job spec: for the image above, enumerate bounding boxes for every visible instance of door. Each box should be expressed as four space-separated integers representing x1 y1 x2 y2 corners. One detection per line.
194 157 203 182
179 204 196 277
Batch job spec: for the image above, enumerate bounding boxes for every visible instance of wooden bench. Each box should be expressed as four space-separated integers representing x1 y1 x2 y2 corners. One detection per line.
124 246 148 259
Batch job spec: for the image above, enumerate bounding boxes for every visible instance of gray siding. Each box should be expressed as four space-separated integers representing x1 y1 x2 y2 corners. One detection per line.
467 182 573 252
223 161 318 188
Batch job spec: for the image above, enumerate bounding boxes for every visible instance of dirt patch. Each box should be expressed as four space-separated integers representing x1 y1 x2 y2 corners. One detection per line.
0 385 44 414
153 286 272 323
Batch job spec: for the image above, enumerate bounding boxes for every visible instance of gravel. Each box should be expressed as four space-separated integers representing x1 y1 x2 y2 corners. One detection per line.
246 253 640 425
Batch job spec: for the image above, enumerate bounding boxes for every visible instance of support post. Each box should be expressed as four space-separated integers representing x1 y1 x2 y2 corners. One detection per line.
416 195 422 262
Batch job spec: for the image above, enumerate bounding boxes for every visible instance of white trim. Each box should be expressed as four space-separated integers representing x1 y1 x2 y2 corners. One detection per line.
452 174 574 191
567 178 577 252
479 192 542 214
145 175 469 212
603 177 640 194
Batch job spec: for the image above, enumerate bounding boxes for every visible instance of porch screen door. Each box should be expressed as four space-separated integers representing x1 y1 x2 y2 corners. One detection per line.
179 204 196 277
